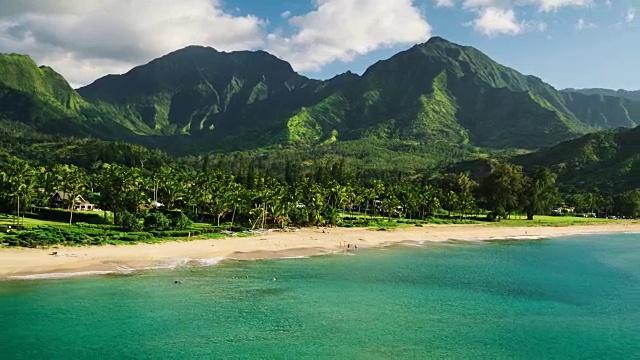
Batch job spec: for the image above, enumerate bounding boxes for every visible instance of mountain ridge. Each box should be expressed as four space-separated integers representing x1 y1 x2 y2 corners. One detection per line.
563 88 640 102
2 37 640 161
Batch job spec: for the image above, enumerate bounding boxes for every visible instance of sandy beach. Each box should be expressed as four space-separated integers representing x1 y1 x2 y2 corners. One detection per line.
1 223 639 279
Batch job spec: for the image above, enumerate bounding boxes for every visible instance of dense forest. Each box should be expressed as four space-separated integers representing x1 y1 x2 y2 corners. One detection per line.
2 130 640 248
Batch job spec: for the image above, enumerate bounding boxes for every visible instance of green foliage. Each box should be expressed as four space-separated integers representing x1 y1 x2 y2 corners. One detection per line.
172 213 194 231
144 211 171 231
3 38 640 174
116 211 143 232
614 189 640 218
522 167 558 220
26 209 110 225
286 94 346 145
514 126 640 192
479 162 527 219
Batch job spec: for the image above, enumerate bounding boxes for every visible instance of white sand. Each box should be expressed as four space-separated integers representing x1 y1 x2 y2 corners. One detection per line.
2 223 639 279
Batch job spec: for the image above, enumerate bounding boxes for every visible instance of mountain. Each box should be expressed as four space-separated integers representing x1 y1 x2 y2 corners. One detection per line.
0 54 142 138
564 88 640 102
3 37 640 163
0 54 89 134
76 37 640 154
78 46 327 149
513 125 640 191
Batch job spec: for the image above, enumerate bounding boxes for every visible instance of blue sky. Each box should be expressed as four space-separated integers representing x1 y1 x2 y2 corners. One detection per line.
230 0 639 90
0 0 637 89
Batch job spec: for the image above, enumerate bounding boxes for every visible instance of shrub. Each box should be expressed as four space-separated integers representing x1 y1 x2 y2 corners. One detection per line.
116 211 143 232
172 213 193 231
31 208 111 225
144 211 171 231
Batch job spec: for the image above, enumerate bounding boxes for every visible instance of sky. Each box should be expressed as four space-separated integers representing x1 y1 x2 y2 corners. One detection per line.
0 0 637 90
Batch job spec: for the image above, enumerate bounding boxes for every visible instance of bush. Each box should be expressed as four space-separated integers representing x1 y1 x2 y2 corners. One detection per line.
172 213 193 231
116 211 143 232
31 208 111 225
144 211 171 231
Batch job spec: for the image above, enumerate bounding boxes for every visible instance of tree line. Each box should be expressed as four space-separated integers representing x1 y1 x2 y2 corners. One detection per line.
1 154 639 231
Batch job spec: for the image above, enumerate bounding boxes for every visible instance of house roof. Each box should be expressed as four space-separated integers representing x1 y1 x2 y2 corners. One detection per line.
53 191 73 200
53 191 92 205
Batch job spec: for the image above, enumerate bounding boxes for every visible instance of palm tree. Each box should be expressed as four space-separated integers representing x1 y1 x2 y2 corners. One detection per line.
53 164 87 225
2 158 35 226
523 167 558 220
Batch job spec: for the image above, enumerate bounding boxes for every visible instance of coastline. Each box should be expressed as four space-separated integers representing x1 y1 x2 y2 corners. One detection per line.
2 223 639 280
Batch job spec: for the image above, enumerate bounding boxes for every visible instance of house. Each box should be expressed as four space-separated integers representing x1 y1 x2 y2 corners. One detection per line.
51 191 99 211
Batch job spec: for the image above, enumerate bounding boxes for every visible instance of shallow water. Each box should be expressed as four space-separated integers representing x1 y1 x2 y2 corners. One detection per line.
1 234 639 359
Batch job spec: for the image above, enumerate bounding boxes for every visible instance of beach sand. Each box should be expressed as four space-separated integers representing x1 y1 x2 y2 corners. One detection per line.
2 223 639 279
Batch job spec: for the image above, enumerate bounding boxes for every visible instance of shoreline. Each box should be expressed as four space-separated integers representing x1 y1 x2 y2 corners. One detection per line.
2 223 640 280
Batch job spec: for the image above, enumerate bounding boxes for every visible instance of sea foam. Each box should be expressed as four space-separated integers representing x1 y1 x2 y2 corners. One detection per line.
8 271 117 280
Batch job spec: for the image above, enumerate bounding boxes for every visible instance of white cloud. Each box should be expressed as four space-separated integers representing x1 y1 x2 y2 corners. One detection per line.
0 0 604 86
0 0 432 85
575 18 597 30
461 0 593 35
473 7 522 35
535 0 593 12
625 8 636 23
435 0 456 7
529 21 548 32
267 0 432 72
0 0 266 86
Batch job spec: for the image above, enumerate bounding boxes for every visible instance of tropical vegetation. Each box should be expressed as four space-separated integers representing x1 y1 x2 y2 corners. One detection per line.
1 36 639 249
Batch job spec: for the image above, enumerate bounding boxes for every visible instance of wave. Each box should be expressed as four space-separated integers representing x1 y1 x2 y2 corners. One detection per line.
8 270 117 280
6 257 230 281
140 257 228 270
161 257 194 269
194 257 226 266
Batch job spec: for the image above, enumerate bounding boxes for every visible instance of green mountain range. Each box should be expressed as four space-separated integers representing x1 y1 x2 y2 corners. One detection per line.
514 125 640 191
564 88 640 102
2 37 639 163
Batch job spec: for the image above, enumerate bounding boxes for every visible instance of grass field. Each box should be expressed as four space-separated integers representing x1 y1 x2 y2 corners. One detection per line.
488 215 638 227
340 212 632 229
0 215 69 227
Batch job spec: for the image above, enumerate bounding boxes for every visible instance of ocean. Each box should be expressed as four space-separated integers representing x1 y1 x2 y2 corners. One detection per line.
1 234 639 359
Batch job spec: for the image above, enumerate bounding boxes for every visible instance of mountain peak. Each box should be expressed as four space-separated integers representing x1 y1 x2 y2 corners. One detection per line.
425 36 454 45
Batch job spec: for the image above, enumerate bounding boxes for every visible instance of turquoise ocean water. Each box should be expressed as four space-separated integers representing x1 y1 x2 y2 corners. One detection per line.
1 234 639 359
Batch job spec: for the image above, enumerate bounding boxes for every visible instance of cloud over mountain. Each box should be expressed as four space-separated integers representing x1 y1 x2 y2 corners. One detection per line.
0 0 432 86
0 0 266 86
267 0 432 72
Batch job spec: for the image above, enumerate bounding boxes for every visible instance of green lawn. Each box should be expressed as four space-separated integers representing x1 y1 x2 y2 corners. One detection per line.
488 215 637 227
0 215 71 227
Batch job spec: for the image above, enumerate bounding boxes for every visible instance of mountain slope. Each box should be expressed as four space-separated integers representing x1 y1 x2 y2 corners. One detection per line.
4 37 640 160
561 91 640 128
0 54 141 138
337 37 593 149
514 126 640 191
0 54 90 134
564 88 640 102
78 46 327 149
